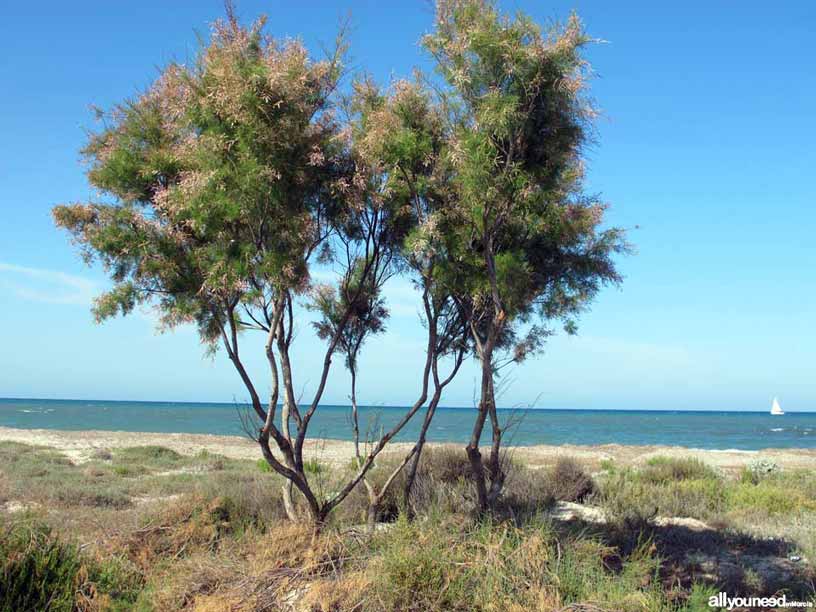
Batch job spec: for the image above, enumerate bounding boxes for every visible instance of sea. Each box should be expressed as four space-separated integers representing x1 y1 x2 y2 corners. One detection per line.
1 398 815 450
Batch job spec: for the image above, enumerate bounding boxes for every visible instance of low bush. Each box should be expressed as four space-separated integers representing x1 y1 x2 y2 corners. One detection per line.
419 446 474 483
640 456 720 483
0 521 141 612
741 458 781 484
548 456 595 502
55 486 133 509
598 468 727 525
91 448 113 461
113 446 183 468
367 517 677 611
728 482 816 516
597 473 659 528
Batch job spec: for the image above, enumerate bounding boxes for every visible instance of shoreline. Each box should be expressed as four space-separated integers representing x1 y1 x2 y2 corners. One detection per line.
3 425 816 472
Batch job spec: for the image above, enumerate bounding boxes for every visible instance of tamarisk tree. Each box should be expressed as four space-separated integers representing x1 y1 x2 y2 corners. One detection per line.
52 12 454 528
422 0 628 511
341 79 470 526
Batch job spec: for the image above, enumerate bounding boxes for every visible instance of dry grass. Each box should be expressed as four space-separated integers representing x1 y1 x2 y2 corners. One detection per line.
1 443 815 610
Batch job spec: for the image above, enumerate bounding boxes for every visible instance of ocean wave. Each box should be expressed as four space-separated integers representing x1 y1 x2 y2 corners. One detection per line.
770 428 784 432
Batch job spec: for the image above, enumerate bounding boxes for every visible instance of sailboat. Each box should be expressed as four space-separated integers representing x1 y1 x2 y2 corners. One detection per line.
770 397 784 416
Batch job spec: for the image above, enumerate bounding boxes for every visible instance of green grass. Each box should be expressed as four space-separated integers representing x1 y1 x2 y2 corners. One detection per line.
595 455 816 565
2 443 815 610
368 517 689 611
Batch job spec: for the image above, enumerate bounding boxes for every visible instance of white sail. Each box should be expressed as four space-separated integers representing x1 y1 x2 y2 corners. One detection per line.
770 398 784 416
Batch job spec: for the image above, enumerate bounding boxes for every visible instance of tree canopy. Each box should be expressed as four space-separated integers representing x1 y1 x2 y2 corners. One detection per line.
54 0 627 523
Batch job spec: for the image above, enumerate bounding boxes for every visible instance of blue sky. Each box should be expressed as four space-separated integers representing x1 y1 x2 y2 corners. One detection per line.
1 1 814 411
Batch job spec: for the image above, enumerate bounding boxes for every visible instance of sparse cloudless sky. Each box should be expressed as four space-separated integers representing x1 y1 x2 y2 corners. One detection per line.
1 1 814 411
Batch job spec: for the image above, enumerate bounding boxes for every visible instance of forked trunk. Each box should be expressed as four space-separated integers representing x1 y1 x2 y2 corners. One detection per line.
467 341 502 513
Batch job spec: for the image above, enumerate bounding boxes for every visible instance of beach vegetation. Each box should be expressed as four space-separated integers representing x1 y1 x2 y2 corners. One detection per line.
742 458 782 484
2 443 815 609
0 520 142 612
640 456 721 483
51 0 627 529
400 0 628 513
546 455 596 502
50 0 473 530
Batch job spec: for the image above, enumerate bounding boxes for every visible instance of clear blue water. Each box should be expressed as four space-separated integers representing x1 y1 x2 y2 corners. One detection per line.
1 398 814 450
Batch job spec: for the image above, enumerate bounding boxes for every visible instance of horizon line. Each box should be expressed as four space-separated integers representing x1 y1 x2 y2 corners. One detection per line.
1 396 812 414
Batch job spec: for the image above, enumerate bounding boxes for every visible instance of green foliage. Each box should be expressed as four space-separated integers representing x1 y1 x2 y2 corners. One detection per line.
310 258 390 373
416 0 627 356
597 458 816 526
51 0 626 522
728 480 816 516
600 458 616 472
350 0 629 509
369 517 674 611
641 456 721 483
0 522 81 612
114 446 182 463
741 458 781 484
0 521 141 612
53 13 350 349
598 463 727 524
303 458 324 475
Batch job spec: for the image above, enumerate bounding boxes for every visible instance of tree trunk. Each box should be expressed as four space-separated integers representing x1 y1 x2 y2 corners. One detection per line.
403 387 442 514
350 365 360 460
466 358 491 511
467 337 500 513
281 481 297 522
366 500 379 532
364 480 379 532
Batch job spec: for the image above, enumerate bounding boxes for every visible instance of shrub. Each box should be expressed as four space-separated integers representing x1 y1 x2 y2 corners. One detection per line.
420 446 474 484
599 468 726 525
113 446 183 467
0 521 141 612
113 464 148 477
0 522 81 612
742 458 781 484
121 495 244 570
500 465 556 519
600 458 616 472
727 482 816 516
55 486 132 509
370 520 470 611
193 472 287 531
367 516 674 611
548 457 595 503
598 473 659 529
640 456 719 483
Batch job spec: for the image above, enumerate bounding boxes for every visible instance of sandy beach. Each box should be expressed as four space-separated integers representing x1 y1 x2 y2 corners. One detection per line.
3 425 816 473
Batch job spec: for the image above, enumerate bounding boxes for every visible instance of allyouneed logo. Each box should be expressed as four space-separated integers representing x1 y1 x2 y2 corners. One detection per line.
708 592 814 610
